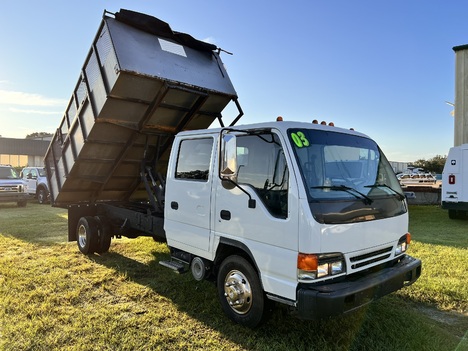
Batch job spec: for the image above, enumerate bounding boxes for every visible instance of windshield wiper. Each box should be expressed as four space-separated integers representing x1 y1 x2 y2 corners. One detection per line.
365 184 405 200
311 185 373 205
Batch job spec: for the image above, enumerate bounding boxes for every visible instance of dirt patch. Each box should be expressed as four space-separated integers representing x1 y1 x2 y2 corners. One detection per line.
416 305 467 325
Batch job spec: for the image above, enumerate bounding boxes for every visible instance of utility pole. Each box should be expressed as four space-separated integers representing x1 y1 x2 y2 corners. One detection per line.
453 45 468 146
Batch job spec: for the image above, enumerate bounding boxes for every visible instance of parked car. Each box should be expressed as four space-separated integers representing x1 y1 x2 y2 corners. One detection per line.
20 166 50 204
0 164 28 207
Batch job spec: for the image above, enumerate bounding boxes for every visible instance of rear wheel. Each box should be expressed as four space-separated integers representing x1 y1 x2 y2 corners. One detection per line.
94 216 112 254
217 255 268 328
76 216 99 254
448 209 467 219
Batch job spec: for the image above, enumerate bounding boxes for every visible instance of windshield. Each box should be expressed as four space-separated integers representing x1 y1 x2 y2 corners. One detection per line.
0 167 20 179
288 128 406 224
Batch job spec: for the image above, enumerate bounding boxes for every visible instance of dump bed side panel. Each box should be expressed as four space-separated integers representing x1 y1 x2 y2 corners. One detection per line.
45 13 240 207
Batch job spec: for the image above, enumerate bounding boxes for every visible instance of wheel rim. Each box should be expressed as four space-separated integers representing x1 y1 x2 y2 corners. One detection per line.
223 269 253 315
38 190 45 203
77 224 87 248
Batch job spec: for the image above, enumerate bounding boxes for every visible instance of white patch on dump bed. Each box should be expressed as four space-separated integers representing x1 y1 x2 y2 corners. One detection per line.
158 38 187 57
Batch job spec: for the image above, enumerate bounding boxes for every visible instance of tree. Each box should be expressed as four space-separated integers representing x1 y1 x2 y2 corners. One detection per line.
412 159 427 169
25 132 53 140
411 155 446 174
426 155 446 174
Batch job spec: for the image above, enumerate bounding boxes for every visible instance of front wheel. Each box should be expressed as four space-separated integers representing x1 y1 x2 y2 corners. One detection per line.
217 255 269 328
37 188 48 204
17 200 27 207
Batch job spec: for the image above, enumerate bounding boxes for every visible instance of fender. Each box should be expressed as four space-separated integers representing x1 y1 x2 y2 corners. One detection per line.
216 237 261 276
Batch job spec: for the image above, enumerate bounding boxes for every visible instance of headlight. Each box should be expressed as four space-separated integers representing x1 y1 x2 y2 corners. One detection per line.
297 253 345 282
395 233 411 256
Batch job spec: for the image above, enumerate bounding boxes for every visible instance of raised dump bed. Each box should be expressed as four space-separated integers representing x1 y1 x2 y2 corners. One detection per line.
45 9 242 208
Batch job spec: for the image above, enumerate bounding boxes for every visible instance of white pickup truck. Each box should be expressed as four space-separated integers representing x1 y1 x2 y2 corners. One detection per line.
0 164 28 207
21 166 49 204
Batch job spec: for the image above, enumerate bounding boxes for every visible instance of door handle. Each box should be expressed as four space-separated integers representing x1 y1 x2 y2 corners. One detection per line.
220 210 231 220
171 201 179 210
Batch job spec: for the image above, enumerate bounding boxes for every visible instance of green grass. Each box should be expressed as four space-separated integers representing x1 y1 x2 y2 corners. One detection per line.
405 206 468 314
408 205 468 248
0 202 467 350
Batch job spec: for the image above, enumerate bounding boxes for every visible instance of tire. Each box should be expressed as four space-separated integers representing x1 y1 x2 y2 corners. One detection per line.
37 188 48 204
17 200 27 207
448 209 467 220
76 216 99 254
217 255 268 328
94 216 112 254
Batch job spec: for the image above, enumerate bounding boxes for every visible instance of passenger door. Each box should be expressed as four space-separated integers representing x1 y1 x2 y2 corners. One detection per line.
164 137 215 256
23 168 37 195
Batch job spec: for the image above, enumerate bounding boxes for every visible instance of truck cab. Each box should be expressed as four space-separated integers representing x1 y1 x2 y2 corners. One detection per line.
164 120 421 327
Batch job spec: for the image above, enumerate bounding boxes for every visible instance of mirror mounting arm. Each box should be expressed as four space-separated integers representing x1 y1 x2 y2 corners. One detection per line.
221 178 256 209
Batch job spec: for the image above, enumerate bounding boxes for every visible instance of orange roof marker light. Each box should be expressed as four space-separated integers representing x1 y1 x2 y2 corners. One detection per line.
313 119 335 126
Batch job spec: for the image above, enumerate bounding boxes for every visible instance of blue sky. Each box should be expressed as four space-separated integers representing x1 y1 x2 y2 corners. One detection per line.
0 1 466 162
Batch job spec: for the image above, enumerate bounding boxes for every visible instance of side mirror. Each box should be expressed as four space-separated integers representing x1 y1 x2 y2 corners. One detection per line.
218 130 256 209
220 133 238 182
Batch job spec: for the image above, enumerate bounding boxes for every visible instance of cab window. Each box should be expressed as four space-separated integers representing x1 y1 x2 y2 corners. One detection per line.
28 169 38 179
175 138 213 181
236 133 289 219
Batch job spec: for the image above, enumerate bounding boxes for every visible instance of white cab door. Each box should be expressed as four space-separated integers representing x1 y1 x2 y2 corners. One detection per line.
213 132 299 299
165 137 215 257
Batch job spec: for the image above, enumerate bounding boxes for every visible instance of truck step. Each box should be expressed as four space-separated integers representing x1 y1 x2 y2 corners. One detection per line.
159 260 187 273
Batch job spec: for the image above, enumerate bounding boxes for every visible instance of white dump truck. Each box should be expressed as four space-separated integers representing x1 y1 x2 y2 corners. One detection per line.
45 9 421 327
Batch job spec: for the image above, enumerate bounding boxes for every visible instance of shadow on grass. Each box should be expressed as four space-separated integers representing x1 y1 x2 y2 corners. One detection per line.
0 202 68 245
88 249 455 351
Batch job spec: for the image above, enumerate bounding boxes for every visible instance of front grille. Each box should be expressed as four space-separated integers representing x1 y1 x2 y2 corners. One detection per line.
350 246 393 269
0 185 20 192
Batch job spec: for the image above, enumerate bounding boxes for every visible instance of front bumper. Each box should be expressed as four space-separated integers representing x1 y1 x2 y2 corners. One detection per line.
0 193 28 203
295 255 422 319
